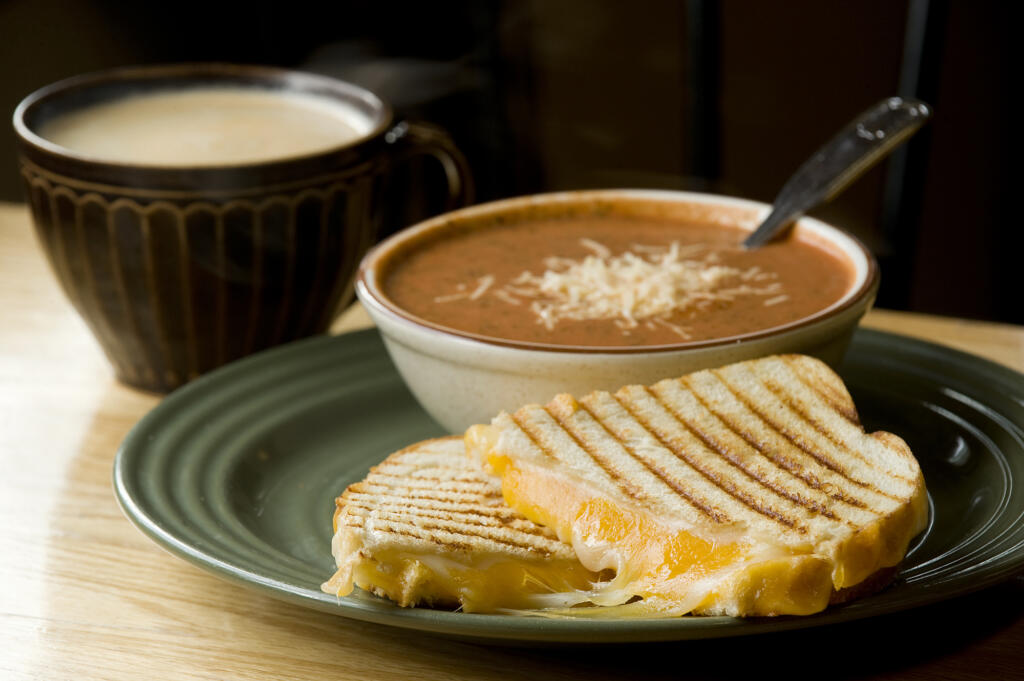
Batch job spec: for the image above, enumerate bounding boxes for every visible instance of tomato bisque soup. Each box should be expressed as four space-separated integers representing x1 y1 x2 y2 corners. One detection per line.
377 199 858 349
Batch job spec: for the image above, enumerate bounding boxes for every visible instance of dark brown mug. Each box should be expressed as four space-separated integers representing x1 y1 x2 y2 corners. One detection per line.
13 63 472 392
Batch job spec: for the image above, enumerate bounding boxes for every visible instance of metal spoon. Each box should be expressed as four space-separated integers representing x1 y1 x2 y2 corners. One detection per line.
743 96 932 249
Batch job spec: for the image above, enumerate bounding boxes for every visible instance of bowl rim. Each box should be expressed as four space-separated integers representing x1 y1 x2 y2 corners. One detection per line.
357 189 879 355
12 62 393 171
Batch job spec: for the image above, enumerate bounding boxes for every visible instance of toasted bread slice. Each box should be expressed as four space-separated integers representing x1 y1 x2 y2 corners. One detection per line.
466 354 928 617
321 436 602 612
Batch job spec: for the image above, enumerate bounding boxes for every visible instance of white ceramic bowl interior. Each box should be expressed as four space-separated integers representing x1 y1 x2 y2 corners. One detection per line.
357 189 878 433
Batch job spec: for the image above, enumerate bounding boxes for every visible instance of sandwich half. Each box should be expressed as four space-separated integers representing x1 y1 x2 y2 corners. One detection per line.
321 436 602 612
466 354 928 617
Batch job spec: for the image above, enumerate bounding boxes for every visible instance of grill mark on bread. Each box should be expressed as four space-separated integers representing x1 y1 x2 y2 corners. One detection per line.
341 501 558 539
374 473 492 485
342 493 527 523
365 473 505 500
618 387 802 530
781 355 860 424
341 509 566 556
344 503 552 536
508 411 560 466
683 375 874 517
573 398 728 523
540 403 651 505
713 370 903 502
669 377 841 521
378 526 472 552
344 487 501 505
693 397 870 511
370 470 498 485
756 372 915 485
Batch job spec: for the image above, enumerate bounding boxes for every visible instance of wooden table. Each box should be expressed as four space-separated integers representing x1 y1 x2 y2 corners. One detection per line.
2 200 1022 680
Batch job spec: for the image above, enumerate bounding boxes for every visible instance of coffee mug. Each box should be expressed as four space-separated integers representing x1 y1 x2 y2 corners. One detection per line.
13 63 472 392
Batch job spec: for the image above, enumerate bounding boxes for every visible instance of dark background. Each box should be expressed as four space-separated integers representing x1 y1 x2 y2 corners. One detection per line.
1 0 1017 323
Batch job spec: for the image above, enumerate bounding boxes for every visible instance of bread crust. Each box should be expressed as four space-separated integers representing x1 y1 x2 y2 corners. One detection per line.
828 564 900 605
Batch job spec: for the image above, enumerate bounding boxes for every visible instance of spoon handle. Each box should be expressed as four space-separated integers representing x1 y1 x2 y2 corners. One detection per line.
743 97 932 249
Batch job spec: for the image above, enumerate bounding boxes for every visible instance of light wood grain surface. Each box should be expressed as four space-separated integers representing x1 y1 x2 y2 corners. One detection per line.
2 201 1023 681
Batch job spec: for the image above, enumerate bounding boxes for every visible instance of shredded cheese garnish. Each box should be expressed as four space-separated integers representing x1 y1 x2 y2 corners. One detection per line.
435 240 785 338
433 276 495 304
469 275 495 300
763 294 790 307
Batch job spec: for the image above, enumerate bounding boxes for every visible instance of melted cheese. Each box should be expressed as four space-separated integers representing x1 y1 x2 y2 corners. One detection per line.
466 426 845 617
321 530 603 613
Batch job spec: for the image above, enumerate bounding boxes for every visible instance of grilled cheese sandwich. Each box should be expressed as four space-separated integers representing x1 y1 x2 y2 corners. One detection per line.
466 354 928 617
321 436 603 612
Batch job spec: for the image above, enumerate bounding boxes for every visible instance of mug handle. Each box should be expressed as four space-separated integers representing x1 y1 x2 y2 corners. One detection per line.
384 121 475 209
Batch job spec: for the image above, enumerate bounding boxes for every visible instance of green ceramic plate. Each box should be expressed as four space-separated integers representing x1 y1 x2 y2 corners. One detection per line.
114 328 1024 643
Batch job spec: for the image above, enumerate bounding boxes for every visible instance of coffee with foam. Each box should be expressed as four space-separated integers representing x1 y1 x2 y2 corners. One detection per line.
39 87 371 166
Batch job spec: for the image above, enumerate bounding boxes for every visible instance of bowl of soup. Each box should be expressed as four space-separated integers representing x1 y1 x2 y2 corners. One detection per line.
357 189 878 432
